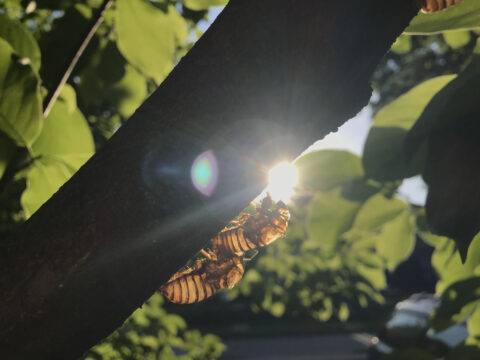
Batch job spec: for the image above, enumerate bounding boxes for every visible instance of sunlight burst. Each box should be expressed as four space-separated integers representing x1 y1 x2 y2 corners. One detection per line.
267 162 298 203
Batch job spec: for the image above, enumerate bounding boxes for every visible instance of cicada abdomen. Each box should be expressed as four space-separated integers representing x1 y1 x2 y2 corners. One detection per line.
212 226 257 257
421 0 463 13
161 273 217 304
160 254 245 304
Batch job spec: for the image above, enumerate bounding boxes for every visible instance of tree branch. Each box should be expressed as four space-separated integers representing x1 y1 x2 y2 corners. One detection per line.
0 1 420 359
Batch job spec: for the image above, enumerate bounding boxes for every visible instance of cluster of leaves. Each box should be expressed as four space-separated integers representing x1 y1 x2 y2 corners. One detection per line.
2 0 480 358
0 0 227 233
231 3 480 356
372 1 480 112
367 0 480 354
230 150 417 322
82 294 225 360
0 0 227 358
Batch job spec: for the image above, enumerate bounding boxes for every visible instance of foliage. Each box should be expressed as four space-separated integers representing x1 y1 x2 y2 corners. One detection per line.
230 2 480 355
368 1 480 354
0 0 220 228
82 294 225 360
1 0 480 358
406 0 480 34
230 150 416 321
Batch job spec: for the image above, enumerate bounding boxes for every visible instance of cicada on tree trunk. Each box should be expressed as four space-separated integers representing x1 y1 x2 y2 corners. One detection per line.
160 194 290 304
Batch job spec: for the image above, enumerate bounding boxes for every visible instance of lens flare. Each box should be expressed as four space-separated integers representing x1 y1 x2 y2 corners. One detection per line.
267 162 298 203
191 150 218 196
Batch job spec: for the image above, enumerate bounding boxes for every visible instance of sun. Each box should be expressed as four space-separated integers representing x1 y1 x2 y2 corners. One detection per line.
266 162 298 203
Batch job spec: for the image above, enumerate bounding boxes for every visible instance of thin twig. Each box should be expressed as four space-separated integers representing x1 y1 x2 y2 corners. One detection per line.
43 0 114 118
0 0 113 195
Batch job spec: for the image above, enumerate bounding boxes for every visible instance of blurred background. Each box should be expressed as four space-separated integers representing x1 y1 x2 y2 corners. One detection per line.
1 0 480 359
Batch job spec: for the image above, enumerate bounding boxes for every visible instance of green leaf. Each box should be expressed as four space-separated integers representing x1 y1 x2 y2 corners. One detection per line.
110 65 148 118
390 35 412 54
31 89 94 168
0 38 42 147
350 194 407 232
305 190 361 250
78 41 147 118
295 150 363 192
356 263 386 289
443 30 471 49
22 88 94 216
467 305 480 345
363 75 456 181
59 84 77 113
374 210 415 271
337 302 350 322
0 14 41 71
345 195 414 271
21 157 76 217
405 61 480 260
0 129 16 178
405 59 480 166
406 0 480 34
116 0 188 83
183 0 227 11
432 277 480 331
432 234 480 293
270 302 285 317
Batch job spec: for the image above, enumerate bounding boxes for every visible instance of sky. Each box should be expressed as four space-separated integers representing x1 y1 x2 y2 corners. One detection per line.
306 107 428 206
198 6 427 206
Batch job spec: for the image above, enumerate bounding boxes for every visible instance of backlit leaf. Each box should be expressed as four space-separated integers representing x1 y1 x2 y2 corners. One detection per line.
31 87 94 168
432 277 480 331
432 234 480 293
391 35 412 54
350 194 407 232
306 190 361 250
22 87 94 216
78 40 147 118
467 305 480 345
363 75 456 181
295 150 363 192
406 60 480 260
0 129 16 178
443 30 471 49
21 157 76 217
183 0 227 11
0 38 42 147
0 13 41 71
374 210 415 271
406 0 480 34
116 0 188 83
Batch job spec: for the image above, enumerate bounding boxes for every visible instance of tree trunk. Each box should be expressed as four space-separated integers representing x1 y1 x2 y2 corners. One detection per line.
0 1 420 359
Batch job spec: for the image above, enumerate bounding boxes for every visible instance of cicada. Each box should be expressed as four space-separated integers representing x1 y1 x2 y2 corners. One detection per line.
420 0 462 13
212 194 290 257
160 251 244 304
160 194 289 304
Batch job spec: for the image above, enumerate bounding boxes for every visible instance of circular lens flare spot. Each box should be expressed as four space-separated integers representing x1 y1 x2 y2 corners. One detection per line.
191 150 218 196
267 162 298 203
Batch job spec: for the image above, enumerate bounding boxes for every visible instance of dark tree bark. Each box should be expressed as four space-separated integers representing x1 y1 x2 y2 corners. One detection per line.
0 1 420 359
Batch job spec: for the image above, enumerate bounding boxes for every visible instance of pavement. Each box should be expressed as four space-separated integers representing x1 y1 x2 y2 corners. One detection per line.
221 332 374 360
